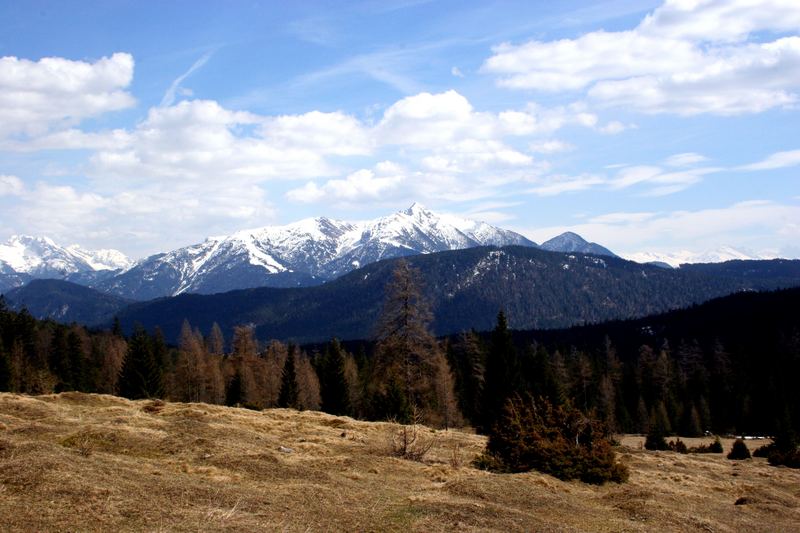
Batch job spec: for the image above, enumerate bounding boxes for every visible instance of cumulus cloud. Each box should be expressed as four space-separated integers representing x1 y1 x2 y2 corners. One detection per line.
482 0 800 115
90 100 352 184
288 166 403 204
0 53 135 139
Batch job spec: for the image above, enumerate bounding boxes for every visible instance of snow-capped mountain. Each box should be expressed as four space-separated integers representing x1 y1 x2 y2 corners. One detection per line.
540 232 617 257
66 245 132 271
623 246 778 268
0 235 131 291
97 203 537 299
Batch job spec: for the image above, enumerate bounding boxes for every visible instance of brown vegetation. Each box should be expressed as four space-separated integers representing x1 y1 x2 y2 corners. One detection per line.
1 393 799 532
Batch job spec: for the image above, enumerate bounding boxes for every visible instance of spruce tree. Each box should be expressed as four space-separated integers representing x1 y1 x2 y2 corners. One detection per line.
225 370 243 407
278 344 300 408
0 340 10 392
118 326 162 399
67 330 86 392
479 311 520 434
50 326 72 391
320 338 351 416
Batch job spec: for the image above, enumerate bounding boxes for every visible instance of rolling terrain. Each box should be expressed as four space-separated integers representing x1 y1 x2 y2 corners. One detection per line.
0 392 797 532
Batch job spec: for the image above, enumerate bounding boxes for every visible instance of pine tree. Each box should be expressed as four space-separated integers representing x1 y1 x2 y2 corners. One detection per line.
0 340 10 392
319 339 351 416
49 326 72 391
118 325 162 399
447 330 485 425
225 370 243 406
66 329 86 392
278 344 299 408
479 311 520 434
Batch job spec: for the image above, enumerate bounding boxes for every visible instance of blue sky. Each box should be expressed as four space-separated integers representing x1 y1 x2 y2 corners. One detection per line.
0 0 798 260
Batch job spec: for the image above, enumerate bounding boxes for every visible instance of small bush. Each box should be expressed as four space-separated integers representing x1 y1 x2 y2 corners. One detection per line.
727 439 751 460
690 436 723 454
767 448 800 468
387 406 436 462
753 442 774 458
477 395 628 485
669 438 688 454
645 431 669 451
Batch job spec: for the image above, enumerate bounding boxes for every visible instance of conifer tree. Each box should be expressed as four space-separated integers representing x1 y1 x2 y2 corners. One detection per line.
319 339 351 416
49 326 72 391
373 259 448 423
118 325 162 399
447 330 485 425
278 344 300 408
479 311 520 434
66 329 86 392
0 340 10 392
225 370 243 406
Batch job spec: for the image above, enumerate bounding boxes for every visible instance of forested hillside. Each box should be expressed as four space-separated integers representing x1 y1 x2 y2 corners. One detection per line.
110 247 800 344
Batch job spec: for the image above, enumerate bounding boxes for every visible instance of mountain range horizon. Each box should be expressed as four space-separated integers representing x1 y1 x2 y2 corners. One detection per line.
0 203 783 275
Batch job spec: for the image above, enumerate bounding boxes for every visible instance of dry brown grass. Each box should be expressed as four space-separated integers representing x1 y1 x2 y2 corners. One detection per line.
0 392 798 532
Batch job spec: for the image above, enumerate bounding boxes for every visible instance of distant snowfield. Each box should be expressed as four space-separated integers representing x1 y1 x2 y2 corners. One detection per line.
622 246 779 268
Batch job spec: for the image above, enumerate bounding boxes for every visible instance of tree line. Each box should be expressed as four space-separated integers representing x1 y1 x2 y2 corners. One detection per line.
1 266 798 444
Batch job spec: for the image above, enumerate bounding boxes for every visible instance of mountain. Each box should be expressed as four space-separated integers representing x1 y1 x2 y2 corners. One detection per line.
623 246 777 268
3 279 132 326
0 235 131 292
95 203 537 299
112 246 800 345
540 232 617 257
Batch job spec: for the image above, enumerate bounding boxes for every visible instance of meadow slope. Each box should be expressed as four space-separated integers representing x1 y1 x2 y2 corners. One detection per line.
0 393 798 532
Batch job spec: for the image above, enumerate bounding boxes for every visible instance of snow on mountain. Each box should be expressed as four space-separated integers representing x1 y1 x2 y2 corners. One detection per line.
66 245 133 271
623 246 779 268
0 236 131 294
97 203 537 299
0 235 95 277
0 235 131 276
540 232 617 257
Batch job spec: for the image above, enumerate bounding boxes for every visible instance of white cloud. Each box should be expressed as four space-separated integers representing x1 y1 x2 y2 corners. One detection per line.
0 53 135 139
529 139 574 153
482 1 800 115
665 152 708 167
739 148 800 170
522 200 800 257
263 110 371 156
597 120 630 135
609 165 719 194
0 175 24 196
90 100 349 184
375 90 600 147
451 66 464 78
287 164 404 204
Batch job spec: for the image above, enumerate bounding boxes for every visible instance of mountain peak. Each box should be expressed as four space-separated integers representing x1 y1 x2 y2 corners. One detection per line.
402 202 430 216
541 232 616 257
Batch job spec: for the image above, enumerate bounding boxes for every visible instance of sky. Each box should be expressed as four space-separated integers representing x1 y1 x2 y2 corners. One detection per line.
0 0 798 260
